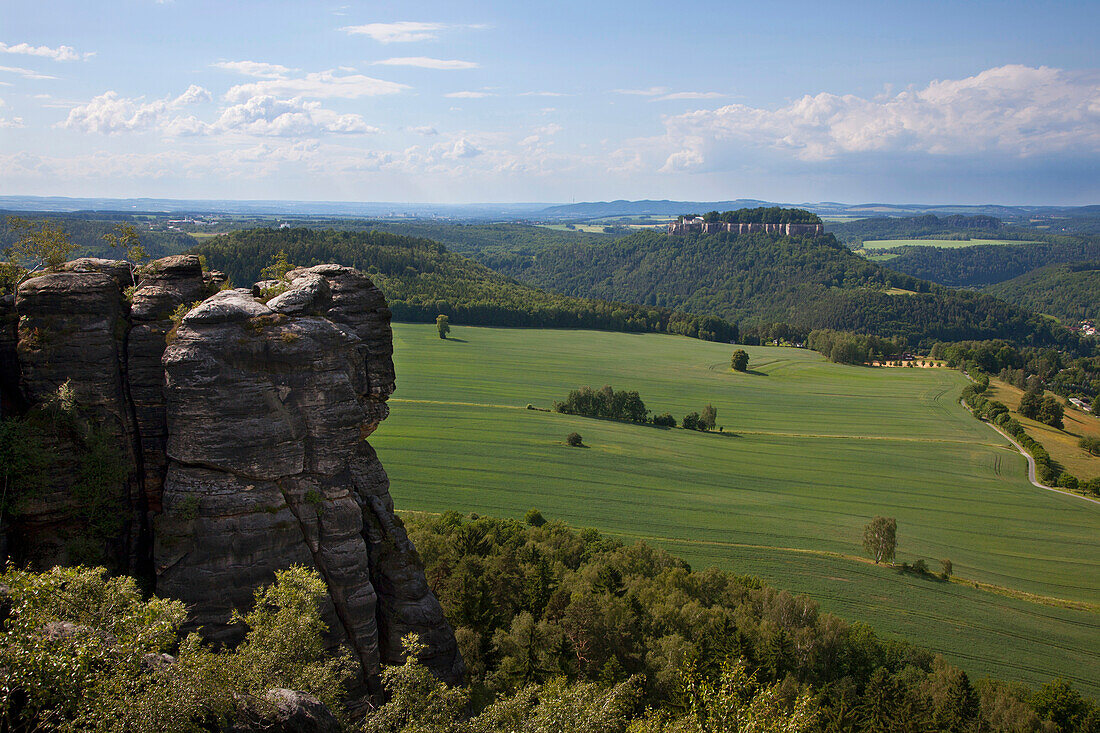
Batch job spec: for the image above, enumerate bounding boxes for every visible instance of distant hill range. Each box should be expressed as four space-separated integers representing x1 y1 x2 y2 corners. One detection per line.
3 195 1097 225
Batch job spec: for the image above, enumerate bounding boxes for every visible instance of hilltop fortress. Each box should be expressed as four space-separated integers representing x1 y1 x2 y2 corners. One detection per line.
667 208 824 236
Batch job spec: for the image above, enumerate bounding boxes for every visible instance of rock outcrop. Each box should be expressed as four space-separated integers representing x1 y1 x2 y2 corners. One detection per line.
1 259 462 695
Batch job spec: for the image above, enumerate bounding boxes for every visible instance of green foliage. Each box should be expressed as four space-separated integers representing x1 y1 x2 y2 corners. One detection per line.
681 412 702 430
695 206 822 224
0 564 352 732
102 223 148 284
259 249 296 281
1079 436 1100 456
700 404 717 431
554 385 649 424
378 324 1100 692
985 261 1100 323
807 329 908 365
565 432 583 448
525 508 547 526
437 314 451 339
1 216 81 288
472 226 1073 349
730 350 749 372
400 513 1092 731
192 227 736 342
863 516 897 564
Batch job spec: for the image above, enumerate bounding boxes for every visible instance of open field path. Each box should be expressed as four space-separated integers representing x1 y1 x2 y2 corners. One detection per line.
391 398 1008 447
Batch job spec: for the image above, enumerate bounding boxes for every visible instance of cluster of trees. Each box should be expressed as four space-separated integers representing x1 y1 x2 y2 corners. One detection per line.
553 386 649 423
961 381 1098 494
830 214 1005 247
1019 391 1065 429
806 329 908 365
0 212 194 266
552 387 719 432
984 261 1100 323
873 238 1100 287
688 207 822 224
193 229 738 342
395 512 1098 732
680 404 717 431
931 340 1100 405
476 228 1079 350
736 322 808 346
0 564 354 731
5 516 1099 731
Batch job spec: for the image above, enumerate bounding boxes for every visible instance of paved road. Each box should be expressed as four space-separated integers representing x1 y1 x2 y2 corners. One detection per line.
961 398 1100 506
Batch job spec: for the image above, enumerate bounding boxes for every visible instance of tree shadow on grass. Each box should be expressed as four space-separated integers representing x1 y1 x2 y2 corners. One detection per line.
442 337 469 343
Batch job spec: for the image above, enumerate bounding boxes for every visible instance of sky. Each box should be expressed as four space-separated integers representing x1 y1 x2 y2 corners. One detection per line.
1 0 1098 205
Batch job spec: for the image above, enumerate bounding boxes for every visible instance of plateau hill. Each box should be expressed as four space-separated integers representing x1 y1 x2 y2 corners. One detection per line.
477 226 1079 349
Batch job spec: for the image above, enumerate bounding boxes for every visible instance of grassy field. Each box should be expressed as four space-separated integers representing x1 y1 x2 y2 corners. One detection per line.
374 324 1100 694
986 378 1100 481
862 238 1042 249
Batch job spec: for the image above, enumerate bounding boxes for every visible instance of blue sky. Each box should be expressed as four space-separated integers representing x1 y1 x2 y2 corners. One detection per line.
1 0 1098 204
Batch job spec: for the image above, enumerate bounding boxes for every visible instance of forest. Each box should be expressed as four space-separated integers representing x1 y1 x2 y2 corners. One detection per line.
828 214 1006 247
475 229 1085 350
866 238 1100 287
984 261 1100 322
191 228 738 342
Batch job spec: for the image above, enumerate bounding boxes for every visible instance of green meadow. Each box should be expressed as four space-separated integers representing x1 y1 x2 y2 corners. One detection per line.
862 238 1042 249
375 324 1100 695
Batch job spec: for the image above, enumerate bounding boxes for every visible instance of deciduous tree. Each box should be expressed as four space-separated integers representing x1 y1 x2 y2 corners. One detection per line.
862 516 897 565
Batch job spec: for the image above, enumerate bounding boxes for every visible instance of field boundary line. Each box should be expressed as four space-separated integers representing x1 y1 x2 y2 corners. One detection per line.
397 509 1098 614
600 529 1100 614
391 399 1004 446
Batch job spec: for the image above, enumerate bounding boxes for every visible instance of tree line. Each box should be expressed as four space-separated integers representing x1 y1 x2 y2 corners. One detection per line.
191 229 738 342
684 207 822 224
553 386 718 431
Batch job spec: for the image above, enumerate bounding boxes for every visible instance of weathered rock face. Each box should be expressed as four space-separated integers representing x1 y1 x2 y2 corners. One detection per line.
2 260 462 694
12 262 142 570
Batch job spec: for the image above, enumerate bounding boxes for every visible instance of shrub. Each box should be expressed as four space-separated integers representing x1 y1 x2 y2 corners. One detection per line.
940 558 953 579
1079 435 1100 456
524 508 547 527
681 412 702 430
566 432 583 447
652 413 676 427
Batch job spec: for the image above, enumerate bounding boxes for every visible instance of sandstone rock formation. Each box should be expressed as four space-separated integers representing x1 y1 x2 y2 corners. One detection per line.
2 259 462 695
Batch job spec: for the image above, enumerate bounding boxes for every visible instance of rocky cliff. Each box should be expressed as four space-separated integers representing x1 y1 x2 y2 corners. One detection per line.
1 258 462 693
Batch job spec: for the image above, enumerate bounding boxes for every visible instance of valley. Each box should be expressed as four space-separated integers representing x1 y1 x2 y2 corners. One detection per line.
374 324 1100 695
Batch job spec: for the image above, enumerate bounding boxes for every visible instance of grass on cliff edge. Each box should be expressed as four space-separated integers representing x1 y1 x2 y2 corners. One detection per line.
373 323 1100 696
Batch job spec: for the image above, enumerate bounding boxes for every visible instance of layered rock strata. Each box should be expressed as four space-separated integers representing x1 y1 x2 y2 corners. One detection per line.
3 259 462 692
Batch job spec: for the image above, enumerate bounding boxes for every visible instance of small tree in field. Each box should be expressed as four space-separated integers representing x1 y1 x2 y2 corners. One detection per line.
524 508 547 527
566 432 583 447
940 558 953 579
731 349 749 372
701 404 718 431
862 516 897 564
436 314 451 339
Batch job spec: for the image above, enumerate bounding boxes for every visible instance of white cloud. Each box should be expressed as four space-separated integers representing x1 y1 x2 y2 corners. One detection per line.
409 125 439 135
225 69 407 101
654 91 724 101
444 91 491 99
61 85 211 134
0 42 92 62
340 21 447 43
658 65 1100 170
0 96 23 128
373 57 478 70
613 86 669 96
520 91 568 97
0 64 57 80
215 95 379 136
212 60 294 78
